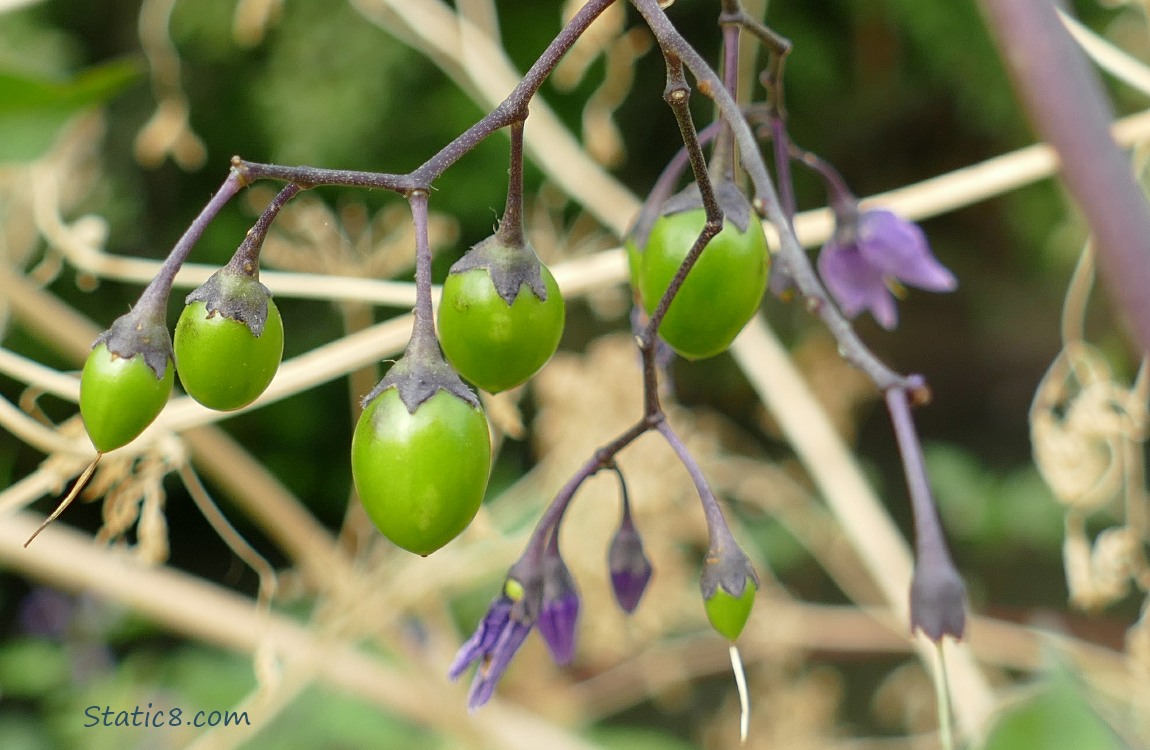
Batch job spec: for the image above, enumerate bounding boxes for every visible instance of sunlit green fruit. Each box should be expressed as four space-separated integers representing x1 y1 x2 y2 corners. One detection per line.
437 266 565 393
351 388 491 555
637 208 769 360
79 343 174 453
704 580 757 641
174 300 284 411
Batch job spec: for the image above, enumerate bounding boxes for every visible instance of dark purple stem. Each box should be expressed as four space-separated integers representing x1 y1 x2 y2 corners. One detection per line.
136 171 245 314
886 385 944 554
888 383 967 640
521 421 650 566
630 0 908 390
629 120 722 248
642 53 724 354
712 10 740 182
981 0 1150 355
655 420 731 544
497 121 527 246
228 183 302 276
786 141 858 226
770 117 797 221
407 190 437 351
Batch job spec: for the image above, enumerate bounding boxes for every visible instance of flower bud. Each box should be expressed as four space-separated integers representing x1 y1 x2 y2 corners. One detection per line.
607 511 653 614
700 543 759 641
910 551 967 642
537 545 580 665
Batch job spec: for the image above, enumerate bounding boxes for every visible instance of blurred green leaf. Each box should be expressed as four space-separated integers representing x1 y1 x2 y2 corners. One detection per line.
253 683 435 749
0 712 54 750
981 665 1129 750
0 57 140 163
0 638 70 698
159 648 256 708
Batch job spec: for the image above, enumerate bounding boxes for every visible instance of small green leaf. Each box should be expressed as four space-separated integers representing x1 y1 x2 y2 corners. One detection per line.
0 58 140 162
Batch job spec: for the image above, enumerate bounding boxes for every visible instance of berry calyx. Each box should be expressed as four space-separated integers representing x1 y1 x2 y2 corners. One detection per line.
174 266 284 411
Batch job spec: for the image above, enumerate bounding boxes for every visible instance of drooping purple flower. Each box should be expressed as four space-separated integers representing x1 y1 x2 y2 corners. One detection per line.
537 544 580 665
607 511 653 614
449 574 540 711
817 209 957 329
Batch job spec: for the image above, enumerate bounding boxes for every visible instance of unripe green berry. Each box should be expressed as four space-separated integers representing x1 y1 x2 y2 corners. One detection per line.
80 343 174 452
174 299 284 411
703 580 757 641
352 388 491 555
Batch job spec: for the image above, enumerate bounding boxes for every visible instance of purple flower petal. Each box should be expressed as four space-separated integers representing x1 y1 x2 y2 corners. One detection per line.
537 594 579 665
466 619 532 710
817 240 899 329
448 596 513 681
857 210 957 292
538 549 580 664
538 549 580 665
611 568 652 613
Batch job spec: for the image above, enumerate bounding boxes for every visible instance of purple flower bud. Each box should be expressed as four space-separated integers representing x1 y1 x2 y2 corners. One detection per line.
818 209 956 329
608 514 653 614
449 571 541 711
910 550 967 642
537 546 580 665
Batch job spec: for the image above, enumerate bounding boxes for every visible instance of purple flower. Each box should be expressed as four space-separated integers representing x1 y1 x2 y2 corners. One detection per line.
449 576 539 710
910 547 967 642
817 209 956 329
607 513 653 614
537 547 580 665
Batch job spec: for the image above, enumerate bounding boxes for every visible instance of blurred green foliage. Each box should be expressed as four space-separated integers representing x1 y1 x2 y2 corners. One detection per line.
981 660 1132 750
0 60 139 162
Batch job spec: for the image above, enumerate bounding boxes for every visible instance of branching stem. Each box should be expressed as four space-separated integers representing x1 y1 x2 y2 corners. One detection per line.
234 0 618 195
136 170 245 314
229 183 302 275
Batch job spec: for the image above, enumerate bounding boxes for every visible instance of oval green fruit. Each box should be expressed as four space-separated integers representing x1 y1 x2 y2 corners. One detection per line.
351 388 491 555
80 343 174 452
174 300 284 411
637 208 769 360
704 580 757 641
437 266 565 393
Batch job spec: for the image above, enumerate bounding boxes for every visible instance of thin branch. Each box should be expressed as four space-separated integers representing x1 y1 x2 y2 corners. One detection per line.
630 0 907 391
33 108 1150 309
237 0 620 194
